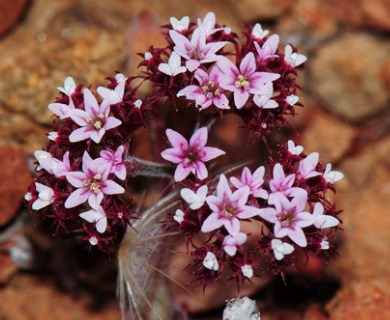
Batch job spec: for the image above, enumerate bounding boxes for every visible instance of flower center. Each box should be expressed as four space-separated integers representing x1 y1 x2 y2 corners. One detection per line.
190 46 205 60
278 210 295 227
86 114 105 130
201 81 220 98
235 75 250 89
84 173 102 194
223 203 237 217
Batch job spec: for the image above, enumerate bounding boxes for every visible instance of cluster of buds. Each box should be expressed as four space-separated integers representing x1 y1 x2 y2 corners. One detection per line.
26 12 343 286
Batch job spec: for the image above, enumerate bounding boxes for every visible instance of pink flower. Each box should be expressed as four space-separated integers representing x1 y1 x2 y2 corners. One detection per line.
223 232 247 256
201 175 262 235
65 152 125 209
79 206 108 233
197 12 219 37
268 163 307 206
218 52 280 109
251 23 269 39
69 89 122 144
297 152 321 179
177 67 229 110
169 27 227 71
259 195 314 247
97 146 126 180
230 166 268 199
253 34 279 61
161 127 225 182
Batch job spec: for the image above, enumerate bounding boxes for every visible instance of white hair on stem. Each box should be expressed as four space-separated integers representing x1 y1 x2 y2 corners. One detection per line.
117 189 184 320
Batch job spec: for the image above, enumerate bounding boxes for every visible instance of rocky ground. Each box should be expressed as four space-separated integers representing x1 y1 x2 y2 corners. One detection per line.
0 0 389 319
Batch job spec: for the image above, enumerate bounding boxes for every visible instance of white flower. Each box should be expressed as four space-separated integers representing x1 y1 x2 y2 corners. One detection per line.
144 52 152 60
97 73 127 104
323 163 344 183
251 23 269 39
57 76 76 96
170 16 190 31
203 251 219 271
89 236 98 246
173 209 185 224
48 132 58 141
158 51 187 76
311 202 339 229
180 185 208 210
320 238 330 250
285 45 307 67
48 100 75 119
134 99 142 109
32 182 55 210
286 94 299 106
79 206 108 233
24 192 32 201
271 239 294 261
224 27 231 34
241 264 253 278
34 150 71 178
287 140 304 155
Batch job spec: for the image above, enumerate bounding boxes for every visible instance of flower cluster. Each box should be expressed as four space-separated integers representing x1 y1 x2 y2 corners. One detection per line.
26 12 343 286
26 75 146 248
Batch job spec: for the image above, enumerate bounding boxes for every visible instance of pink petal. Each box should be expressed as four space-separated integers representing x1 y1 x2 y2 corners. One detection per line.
174 163 192 182
239 52 256 75
166 129 188 150
66 172 87 188
161 148 183 163
83 89 100 115
224 217 240 235
234 90 250 109
201 146 225 161
102 180 125 195
90 129 105 143
105 116 122 130
237 205 262 219
65 188 89 208
189 127 208 148
96 217 108 233
258 207 278 223
186 59 201 72
216 174 231 198
288 227 307 247
88 192 104 209
69 127 91 143
69 109 89 126
194 161 208 180
201 213 225 233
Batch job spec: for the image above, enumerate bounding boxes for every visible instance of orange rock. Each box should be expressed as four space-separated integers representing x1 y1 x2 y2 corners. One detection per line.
0 145 31 227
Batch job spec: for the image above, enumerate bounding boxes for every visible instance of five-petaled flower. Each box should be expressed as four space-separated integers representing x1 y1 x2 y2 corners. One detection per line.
259 195 314 247
169 27 227 72
230 166 268 199
222 231 247 256
177 67 229 110
271 239 295 260
79 205 108 233
96 146 127 180
180 185 208 210
69 89 122 144
201 174 263 235
32 183 55 210
218 52 280 109
65 152 125 209
161 127 225 182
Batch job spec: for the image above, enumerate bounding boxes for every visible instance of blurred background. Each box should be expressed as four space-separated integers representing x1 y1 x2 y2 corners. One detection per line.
0 0 389 319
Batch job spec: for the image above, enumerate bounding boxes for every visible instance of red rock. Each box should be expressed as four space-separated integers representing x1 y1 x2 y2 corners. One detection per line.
326 281 390 320
327 0 390 31
0 145 31 226
299 108 355 163
0 0 28 37
311 33 390 123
